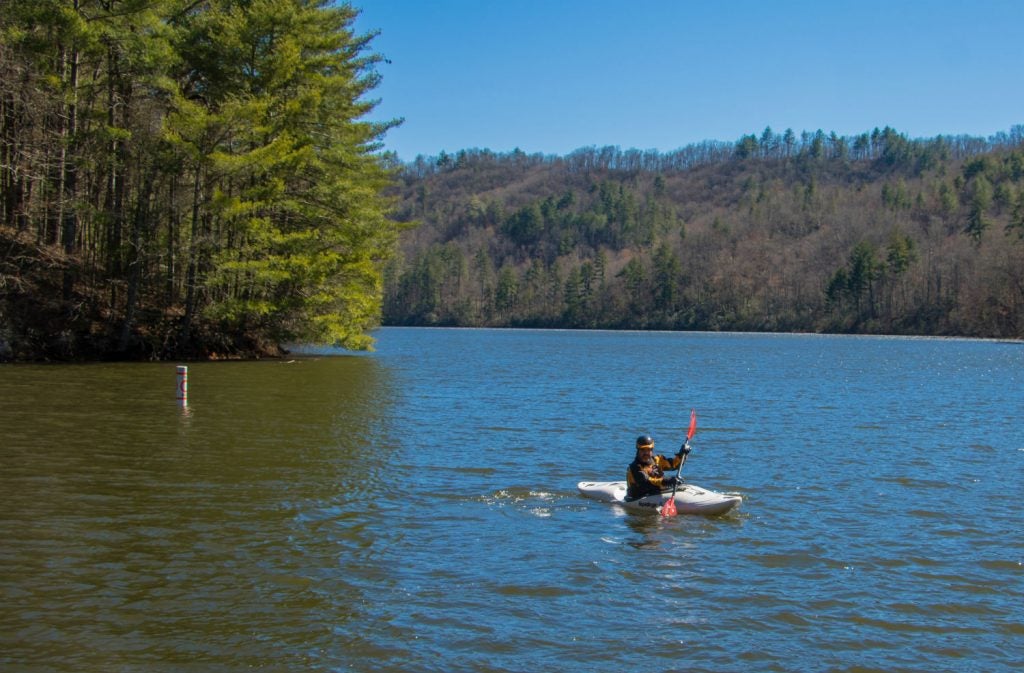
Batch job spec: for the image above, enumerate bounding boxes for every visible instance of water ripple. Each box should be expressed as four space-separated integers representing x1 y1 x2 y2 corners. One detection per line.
2 331 1023 672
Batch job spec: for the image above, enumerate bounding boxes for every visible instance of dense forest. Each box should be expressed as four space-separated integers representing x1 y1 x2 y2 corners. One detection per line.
383 127 1024 338
0 0 400 361
3 5 1023 363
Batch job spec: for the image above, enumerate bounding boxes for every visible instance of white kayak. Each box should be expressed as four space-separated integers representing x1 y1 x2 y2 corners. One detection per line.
577 480 742 516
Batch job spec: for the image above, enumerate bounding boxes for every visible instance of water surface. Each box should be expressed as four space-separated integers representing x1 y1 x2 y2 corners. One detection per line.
2 329 1022 672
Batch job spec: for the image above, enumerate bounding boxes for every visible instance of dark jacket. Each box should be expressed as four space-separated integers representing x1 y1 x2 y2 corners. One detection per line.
626 452 682 500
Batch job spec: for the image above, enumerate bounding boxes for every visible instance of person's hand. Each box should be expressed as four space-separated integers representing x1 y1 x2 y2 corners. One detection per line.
677 443 691 457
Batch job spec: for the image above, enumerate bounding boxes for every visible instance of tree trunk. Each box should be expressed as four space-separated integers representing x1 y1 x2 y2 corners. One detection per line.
60 4 81 300
118 171 154 352
181 168 203 345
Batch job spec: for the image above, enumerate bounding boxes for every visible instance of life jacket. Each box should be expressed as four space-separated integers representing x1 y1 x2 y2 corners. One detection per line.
626 453 672 499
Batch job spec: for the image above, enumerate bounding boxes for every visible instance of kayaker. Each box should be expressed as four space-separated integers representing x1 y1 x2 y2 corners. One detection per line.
626 434 690 500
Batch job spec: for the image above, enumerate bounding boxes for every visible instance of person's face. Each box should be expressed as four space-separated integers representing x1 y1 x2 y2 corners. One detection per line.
637 445 653 463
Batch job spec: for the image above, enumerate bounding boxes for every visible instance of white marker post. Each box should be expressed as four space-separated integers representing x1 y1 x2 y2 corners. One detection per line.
176 365 188 407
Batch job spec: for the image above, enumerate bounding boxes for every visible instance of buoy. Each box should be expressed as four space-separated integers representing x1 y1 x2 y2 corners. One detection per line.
176 365 188 406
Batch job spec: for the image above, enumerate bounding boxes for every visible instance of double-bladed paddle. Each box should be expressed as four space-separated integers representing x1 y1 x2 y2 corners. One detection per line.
661 408 697 517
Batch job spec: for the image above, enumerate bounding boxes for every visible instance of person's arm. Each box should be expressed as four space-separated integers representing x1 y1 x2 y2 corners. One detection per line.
646 461 668 490
657 454 682 471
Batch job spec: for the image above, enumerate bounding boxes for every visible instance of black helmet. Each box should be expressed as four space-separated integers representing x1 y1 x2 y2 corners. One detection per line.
636 435 654 449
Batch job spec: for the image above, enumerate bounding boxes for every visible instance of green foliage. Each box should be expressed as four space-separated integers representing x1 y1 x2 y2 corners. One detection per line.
886 233 917 276
186 1 401 349
937 182 960 216
735 134 759 159
1 0 401 358
495 266 518 315
1008 189 1024 239
965 175 993 243
964 156 996 180
652 242 681 313
504 203 545 248
847 242 881 299
882 180 911 210
617 257 646 310
380 125 1024 339
826 268 850 307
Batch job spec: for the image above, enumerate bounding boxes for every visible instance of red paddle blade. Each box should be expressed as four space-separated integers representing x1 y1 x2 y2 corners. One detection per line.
687 408 697 440
661 495 677 517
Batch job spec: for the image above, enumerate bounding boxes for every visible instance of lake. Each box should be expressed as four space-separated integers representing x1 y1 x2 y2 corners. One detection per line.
1 328 1022 672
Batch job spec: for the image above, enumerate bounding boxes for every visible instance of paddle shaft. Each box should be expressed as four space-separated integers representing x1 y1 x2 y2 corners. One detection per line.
666 442 689 498
663 409 697 515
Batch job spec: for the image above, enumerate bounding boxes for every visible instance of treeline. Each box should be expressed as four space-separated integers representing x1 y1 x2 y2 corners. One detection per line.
383 126 1024 338
0 0 399 361
401 126 1021 179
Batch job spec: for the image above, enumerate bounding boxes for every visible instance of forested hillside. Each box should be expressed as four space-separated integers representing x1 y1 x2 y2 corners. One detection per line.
3 4 1022 361
0 0 399 361
383 127 1024 338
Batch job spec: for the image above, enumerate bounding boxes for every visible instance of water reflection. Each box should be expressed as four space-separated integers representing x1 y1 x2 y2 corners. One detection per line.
624 514 666 549
0 356 398 670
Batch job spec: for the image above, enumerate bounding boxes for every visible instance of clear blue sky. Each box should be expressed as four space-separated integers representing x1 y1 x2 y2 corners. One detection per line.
353 0 1024 161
